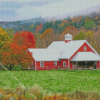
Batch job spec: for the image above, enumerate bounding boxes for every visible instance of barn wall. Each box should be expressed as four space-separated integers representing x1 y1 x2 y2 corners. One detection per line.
58 59 69 69
69 42 96 69
69 61 73 69
78 42 95 52
97 61 100 69
70 42 95 60
36 61 58 70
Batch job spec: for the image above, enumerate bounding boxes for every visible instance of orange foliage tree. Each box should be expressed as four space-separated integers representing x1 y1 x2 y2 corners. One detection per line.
35 23 42 32
13 31 36 49
62 26 78 36
0 42 33 70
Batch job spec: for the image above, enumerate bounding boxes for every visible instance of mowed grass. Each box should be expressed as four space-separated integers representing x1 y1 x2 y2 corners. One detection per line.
0 69 100 95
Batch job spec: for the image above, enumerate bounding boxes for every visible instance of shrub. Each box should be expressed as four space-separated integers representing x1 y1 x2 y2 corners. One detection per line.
11 65 22 71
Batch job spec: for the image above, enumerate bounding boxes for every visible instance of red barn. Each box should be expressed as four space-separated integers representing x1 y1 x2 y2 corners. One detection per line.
28 33 100 70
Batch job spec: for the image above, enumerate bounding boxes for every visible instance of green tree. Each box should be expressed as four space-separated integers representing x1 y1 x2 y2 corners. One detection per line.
73 31 86 40
84 21 95 29
5 28 15 39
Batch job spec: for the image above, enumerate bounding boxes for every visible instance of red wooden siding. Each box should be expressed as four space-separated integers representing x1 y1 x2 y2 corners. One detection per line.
36 61 58 70
65 40 71 43
58 59 68 69
69 60 73 69
97 61 100 69
70 42 95 60
70 42 98 69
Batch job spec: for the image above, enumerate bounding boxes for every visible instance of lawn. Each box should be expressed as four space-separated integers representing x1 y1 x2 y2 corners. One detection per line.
0 69 100 95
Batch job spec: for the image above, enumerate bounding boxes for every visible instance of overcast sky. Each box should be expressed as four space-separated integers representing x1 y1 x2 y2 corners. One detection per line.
0 0 100 21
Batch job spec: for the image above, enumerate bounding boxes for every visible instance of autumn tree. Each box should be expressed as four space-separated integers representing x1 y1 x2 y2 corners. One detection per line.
0 27 10 49
86 31 100 54
0 42 33 70
40 28 55 48
94 32 100 54
35 23 42 33
62 26 78 36
34 33 42 48
13 31 36 49
73 31 86 40
86 31 94 43
5 28 15 39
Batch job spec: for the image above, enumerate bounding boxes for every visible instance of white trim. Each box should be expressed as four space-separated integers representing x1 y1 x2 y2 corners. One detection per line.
99 61 100 68
40 61 44 67
69 59 70 69
63 61 66 67
68 59 69 69
35 61 36 70
31 62 34 67
83 46 87 51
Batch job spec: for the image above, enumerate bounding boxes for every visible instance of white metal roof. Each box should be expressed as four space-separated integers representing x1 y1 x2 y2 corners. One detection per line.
28 40 100 61
65 33 72 36
28 48 60 61
71 52 100 61
47 40 86 59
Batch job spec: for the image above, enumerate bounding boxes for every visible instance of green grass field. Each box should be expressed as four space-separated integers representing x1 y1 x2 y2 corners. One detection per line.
0 69 100 95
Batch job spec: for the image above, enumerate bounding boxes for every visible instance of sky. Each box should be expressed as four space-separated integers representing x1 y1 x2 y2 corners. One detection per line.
0 0 100 21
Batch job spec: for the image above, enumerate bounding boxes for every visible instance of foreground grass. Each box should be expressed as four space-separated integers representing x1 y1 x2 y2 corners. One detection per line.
0 69 100 95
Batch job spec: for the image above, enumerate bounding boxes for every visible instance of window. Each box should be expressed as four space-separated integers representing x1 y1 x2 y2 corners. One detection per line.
54 61 57 66
40 62 44 67
63 61 66 67
31 62 34 67
83 46 87 51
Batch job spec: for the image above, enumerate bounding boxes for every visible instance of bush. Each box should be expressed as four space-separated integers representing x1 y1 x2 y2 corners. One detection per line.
11 65 22 71
0 86 100 100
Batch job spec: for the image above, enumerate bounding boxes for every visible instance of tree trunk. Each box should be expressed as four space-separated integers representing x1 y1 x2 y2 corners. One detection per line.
6 64 14 70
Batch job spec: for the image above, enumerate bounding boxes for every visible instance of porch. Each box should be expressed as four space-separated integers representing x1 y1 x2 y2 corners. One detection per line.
71 61 96 70
71 52 100 70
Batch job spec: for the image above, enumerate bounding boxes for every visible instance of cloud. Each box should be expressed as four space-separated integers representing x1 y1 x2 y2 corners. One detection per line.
0 0 100 21
1 2 21 9
0 0 64 4
33 0 100 17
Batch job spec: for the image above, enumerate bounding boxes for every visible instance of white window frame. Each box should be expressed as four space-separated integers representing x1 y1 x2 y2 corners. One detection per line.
84 46 87 51
63 61 66 67
40 62 44 67
31 62 34 67
54 61 57 66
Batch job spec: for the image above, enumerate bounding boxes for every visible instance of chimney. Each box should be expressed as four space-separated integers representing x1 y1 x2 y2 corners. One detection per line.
65 33 73 43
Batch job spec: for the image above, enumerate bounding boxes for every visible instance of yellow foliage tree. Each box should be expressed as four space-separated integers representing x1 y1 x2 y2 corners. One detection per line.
86 31 93 37
0 27 10 49
60 22 64 27
40 28 55 47
40 28 54 38
86 31 98 52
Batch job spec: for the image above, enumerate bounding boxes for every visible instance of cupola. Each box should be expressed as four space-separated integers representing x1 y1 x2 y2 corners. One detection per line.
65 33 73 43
